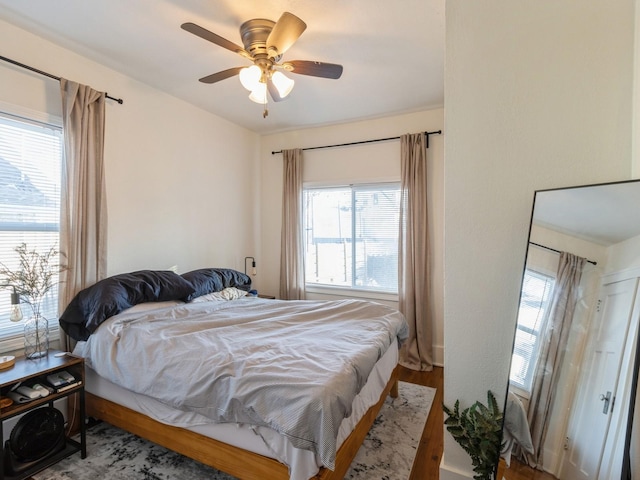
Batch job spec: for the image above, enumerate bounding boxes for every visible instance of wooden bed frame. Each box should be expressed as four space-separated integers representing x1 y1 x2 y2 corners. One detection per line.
84 365 400 480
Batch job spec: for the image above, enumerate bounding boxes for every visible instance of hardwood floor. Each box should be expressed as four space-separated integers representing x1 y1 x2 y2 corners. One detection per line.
502 459 558 480
399 364 444 480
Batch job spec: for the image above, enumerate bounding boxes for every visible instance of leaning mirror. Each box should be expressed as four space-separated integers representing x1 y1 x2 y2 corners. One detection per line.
499 179 640 480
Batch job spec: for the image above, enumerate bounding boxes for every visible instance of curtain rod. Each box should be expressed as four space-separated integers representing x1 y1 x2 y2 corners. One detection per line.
271 130 442 155
529 241 597 265
0 55 124 105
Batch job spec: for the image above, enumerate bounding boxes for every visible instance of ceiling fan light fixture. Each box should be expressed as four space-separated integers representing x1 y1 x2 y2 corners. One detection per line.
249 82 267 104
239 65 262 91
271 71 295 98
182 12 343 118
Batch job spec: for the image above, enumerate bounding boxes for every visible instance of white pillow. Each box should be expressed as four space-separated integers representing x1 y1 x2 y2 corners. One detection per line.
190 287 247 303
219 287 248 300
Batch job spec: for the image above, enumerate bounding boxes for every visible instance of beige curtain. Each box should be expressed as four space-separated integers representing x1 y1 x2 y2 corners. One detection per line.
398 133 433 371
279 149 305 300
525 251 586 468
58 78 108 350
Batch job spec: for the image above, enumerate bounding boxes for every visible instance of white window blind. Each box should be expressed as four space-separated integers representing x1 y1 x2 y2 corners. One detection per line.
303 183 401 293
509 268 555 392
0 112 62 340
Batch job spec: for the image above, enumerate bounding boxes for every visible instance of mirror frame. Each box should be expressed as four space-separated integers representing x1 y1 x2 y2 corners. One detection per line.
622 326 640 478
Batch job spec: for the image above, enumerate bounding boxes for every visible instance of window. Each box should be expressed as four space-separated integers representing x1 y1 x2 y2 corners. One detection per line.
0 112 63 343
303 183 401 293
509 268 555 392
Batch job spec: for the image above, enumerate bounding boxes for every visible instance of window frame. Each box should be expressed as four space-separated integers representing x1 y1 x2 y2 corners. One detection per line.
302 182 401 298
0 102 63 353
509 267 556 396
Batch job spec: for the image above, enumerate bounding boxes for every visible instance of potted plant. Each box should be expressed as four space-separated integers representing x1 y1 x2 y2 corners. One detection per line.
443 390 503 480
0 243 65 358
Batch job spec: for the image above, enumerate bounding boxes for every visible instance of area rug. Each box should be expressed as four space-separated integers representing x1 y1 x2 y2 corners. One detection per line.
33 382 436 480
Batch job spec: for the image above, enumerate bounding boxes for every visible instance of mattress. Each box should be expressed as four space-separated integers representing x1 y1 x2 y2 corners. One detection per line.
82 338 398 480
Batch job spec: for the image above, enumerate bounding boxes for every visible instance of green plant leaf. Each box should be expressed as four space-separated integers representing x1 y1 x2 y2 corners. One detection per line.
442 390 503 480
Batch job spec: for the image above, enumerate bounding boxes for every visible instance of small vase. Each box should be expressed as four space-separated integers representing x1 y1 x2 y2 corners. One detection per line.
24 313 49 359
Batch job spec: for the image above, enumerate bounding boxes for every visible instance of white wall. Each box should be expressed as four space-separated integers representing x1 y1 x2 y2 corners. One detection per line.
606 234 640 273
0 18 260 277
259 109 445 365
443 1 634 477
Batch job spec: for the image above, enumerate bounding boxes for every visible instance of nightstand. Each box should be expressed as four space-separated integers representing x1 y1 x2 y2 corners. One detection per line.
0 351 86 480
257 294 276 299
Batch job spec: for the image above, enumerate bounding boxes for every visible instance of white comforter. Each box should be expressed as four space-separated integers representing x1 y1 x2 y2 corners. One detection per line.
77 297 408 469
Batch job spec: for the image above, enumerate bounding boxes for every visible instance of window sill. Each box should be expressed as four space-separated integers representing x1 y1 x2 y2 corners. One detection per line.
305 285 398 303
0 328 61 357
508 383 531 401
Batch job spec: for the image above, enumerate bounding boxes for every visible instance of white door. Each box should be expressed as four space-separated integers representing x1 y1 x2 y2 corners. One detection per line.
561 278 639 480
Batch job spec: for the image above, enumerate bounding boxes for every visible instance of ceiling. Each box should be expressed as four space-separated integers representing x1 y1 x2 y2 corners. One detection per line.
0 0 444 135
533 181 640 246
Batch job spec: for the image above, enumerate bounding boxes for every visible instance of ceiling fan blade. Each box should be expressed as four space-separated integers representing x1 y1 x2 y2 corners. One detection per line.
267 79 285 102
181 22 249 57
199 67 244 84
285 60 343 79
266 12 307 57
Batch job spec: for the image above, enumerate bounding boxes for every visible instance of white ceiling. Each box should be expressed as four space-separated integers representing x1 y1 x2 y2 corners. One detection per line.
0 0 444 135
533 181 640 246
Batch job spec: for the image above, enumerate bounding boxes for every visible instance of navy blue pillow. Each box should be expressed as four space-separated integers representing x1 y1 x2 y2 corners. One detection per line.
214 268 252 292
181 268 252 301
180 268 224 301
59 270 195 341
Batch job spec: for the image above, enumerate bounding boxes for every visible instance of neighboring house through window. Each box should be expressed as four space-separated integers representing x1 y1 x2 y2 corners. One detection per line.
0 111 62 349
303 183 401 295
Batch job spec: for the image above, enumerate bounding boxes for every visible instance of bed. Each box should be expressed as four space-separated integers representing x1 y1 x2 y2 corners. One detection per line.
59 268 409 480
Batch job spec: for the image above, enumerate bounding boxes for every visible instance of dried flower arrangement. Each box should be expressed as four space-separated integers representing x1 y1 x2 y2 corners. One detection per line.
0 243 65 318
0 243 66 357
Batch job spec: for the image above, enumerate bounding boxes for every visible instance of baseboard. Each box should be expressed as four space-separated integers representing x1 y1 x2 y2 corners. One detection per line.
433 344 444 367
541 445 562 477
439 454 474 480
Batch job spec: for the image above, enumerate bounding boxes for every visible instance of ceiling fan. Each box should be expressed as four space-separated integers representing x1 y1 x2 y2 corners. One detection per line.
181 12 343 117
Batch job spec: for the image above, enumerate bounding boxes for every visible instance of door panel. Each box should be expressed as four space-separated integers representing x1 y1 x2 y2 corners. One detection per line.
561 278 638 479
